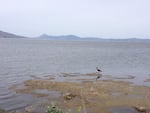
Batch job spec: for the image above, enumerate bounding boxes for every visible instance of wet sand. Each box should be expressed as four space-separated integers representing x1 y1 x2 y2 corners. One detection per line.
10 73 150 113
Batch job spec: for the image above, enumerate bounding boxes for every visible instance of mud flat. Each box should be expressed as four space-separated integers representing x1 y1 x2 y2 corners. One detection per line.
10 77 150 113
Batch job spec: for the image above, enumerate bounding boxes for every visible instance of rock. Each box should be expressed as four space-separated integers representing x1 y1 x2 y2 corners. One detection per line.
144 78 150 82
25 106 36 113
63 92 76 100
133 106 147 112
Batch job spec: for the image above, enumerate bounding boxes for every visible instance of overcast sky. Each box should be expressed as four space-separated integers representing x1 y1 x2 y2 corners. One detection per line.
0 0 150 39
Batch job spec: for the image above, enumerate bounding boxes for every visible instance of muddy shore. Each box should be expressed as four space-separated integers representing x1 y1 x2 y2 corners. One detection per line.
9 73 150 113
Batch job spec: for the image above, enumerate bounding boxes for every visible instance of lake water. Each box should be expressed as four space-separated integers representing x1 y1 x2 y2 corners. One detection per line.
0 38 150 111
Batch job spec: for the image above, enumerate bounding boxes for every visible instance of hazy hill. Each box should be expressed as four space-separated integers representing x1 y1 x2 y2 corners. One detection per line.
38 34 105 41
0 30 26 38
38 34 81 40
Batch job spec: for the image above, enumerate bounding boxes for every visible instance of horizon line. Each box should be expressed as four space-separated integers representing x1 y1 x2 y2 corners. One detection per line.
0 30 150 40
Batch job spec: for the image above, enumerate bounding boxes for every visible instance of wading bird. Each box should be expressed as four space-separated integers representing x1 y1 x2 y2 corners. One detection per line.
96 67 102 72
96 67 102 80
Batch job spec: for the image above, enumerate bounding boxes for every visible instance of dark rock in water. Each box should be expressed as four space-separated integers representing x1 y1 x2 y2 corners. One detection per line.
0 108 5 113
110 106 140 113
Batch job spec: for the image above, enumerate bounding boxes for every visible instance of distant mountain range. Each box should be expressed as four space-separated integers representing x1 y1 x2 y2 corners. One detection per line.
38 34 103 41
38 34 81 40
38 33 150 42
0 30 26 38
0 30 150 41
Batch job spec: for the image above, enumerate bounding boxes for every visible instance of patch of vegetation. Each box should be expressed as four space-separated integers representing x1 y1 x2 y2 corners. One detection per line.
45 104 81 113
0 108 5 113
45 104 63 113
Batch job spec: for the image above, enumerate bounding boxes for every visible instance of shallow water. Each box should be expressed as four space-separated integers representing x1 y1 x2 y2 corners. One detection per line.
0 38 150 111
110 107 140 113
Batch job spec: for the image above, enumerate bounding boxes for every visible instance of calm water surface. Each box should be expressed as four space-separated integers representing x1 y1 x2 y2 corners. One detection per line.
0 38 150 111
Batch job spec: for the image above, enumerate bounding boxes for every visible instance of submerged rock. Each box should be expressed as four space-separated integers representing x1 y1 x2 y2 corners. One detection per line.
25 106 36 113
63 92 77 100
